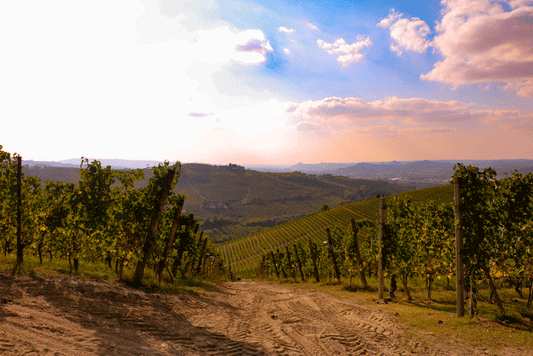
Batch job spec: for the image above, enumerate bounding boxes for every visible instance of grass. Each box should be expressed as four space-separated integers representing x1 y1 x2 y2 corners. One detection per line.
0 253 225 295
262 274 533 352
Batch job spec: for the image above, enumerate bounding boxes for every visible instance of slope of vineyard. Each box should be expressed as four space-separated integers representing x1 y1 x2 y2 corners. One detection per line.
216 184 454 278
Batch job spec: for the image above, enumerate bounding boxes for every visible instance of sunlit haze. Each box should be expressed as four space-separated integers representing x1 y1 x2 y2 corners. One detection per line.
1 0 532 165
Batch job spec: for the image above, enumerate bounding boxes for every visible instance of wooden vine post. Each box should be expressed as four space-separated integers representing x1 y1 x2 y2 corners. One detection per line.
308 237 320 282
158 202 184 279
196 236 208 274
16 155 23 265
293 244 305 282
378 197 385 299
133 165 177 284
454 179 465 317
350 218 368 289
326 228 341 283
277 248 287 279
285 245 297 281
270 251 280 278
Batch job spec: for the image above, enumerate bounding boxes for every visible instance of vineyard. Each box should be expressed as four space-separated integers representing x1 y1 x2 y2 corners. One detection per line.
0 145 223 286
218 167 533 316
216 184 454 279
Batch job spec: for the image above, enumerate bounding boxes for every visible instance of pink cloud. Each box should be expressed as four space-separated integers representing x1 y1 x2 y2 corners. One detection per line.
421 0 533 97
288 96 533 139
292 96 485 123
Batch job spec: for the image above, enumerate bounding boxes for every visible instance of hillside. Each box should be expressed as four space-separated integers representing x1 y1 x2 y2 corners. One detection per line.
23 162 412 243
154 164 413 242
216 184 454 278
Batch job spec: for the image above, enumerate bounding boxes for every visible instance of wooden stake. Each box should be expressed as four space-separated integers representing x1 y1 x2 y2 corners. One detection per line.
16 156 23 265
350 218 368 288
270 251 280 278
308 238 320 282
293 244 305 282
326 228 341 283
378 197 385 299
454 179 465 317
277 248 287 279
285 245 297 281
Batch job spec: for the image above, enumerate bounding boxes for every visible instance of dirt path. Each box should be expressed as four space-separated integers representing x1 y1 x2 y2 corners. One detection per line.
0 273 527 355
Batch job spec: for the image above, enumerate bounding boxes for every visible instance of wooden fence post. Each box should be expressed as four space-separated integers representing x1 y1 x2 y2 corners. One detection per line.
378 197 385 299
454 179 465 317
308 238 320 282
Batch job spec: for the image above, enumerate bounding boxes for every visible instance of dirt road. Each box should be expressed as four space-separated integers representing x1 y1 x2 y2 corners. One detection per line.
0 273 525 355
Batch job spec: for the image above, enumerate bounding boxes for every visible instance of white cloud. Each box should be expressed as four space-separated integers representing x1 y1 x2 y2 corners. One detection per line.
317 36 372 66
277 26 295 34
283 48 291 55
421 0 533 97
377 9 431 55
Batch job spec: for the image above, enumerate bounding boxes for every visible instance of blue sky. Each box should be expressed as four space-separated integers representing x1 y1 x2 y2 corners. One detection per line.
1 0 532 165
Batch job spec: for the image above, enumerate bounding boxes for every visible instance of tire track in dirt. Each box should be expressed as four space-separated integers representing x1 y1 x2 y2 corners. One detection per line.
1 273 530 355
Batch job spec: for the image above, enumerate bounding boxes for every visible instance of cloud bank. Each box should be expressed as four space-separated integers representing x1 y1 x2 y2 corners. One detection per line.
289 96 533 130
421 0 533 97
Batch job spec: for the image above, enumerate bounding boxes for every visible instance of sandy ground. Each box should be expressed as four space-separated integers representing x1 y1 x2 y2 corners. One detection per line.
0 273 530 355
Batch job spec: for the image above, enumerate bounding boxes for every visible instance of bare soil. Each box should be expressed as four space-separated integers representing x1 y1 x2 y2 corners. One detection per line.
0 273 529 355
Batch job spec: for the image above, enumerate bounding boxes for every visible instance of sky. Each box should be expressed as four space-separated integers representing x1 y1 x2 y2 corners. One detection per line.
1 0 532 165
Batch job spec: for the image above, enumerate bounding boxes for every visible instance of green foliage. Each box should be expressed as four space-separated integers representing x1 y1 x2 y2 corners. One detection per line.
0 146 222 284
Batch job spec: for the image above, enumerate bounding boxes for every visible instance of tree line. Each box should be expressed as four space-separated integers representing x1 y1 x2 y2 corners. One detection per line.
0 145 223 284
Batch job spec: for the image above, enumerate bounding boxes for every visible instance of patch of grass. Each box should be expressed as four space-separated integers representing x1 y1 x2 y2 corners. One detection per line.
0 253 224 296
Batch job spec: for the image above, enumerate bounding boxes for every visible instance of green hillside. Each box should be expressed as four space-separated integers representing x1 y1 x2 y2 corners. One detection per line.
171 164 412 242
216 184 454 278
23 161 413 243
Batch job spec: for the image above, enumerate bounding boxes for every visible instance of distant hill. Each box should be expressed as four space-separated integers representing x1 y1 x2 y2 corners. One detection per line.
23 165 81 183
518 166 533 175
289 162 357 174
59 158 162 170
335 159 533 186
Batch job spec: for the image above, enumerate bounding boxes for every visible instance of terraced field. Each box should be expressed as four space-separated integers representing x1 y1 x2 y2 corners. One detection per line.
216 184 454 278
